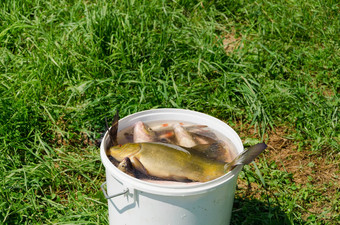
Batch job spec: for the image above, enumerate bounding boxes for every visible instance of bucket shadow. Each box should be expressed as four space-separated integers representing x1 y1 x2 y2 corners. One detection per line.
108 192 137 214
230 197 306 225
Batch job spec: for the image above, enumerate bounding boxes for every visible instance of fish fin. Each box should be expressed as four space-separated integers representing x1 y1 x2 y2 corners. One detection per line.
107 155 120 167
239 142 267 165
152 142 191 155
130 156 148 175
186 125 208 130
189 144 211 153
169 175 191 182
186 125 216 139
189 142 229 162
108 110 119 147
224 163 237 172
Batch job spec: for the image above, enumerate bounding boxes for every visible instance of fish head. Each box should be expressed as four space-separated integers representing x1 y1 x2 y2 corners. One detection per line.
133 121 156 142
173 123 196 148
108 143 141 161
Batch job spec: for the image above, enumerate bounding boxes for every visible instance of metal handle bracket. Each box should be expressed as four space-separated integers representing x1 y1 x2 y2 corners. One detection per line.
101 181 129 199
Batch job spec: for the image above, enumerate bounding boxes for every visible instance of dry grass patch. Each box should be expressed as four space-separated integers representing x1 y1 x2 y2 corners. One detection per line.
223 29 243 54
234 123 339 220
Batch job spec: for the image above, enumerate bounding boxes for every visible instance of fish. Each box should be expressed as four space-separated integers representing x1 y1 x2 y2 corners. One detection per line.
107 142 267 182
186 125 217 141
117 157 136 177
169 123 219 146
108 142 227 182
131 121 173 143
191 133 214 145
171 123 233 162
133 121 175 143
133 121 157 143
173 123 197 148
189 141 233 163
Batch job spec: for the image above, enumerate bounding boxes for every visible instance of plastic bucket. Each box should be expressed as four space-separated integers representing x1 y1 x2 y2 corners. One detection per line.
100 108 244 225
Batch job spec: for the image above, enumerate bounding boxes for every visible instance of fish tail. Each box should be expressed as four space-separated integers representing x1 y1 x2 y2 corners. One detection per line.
108 110 119 147
224 162 237 173
224 142 267 172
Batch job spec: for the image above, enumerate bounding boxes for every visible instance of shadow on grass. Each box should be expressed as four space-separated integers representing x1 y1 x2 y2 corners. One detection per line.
230 197 305 225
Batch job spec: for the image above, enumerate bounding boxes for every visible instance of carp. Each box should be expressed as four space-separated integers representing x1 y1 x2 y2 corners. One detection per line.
133 121 157 143
108 142 227 182
173 123 197 148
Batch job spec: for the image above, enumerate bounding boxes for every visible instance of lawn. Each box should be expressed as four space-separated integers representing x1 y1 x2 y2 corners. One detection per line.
0 0 339 224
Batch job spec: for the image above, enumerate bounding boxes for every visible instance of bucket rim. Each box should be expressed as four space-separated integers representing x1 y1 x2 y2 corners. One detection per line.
100 108 244 196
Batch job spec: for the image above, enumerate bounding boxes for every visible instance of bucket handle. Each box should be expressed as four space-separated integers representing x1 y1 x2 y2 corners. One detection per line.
101 181 129 199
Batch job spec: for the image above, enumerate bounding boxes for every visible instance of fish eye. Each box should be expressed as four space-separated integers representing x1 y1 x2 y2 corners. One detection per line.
159 138 168 143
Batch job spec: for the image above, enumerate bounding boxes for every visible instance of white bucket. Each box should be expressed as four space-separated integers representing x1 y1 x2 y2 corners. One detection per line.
100 109 244 225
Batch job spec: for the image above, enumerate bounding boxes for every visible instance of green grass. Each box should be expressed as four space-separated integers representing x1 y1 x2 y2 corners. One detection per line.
0 0 339 224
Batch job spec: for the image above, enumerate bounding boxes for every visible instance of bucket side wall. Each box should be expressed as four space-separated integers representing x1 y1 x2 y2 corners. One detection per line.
101 109 244 225
106 171 239 225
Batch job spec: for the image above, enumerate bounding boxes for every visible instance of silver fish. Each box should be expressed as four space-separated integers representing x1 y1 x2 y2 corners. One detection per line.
133 121 157 143
189 141 233 163
173 123 196 148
